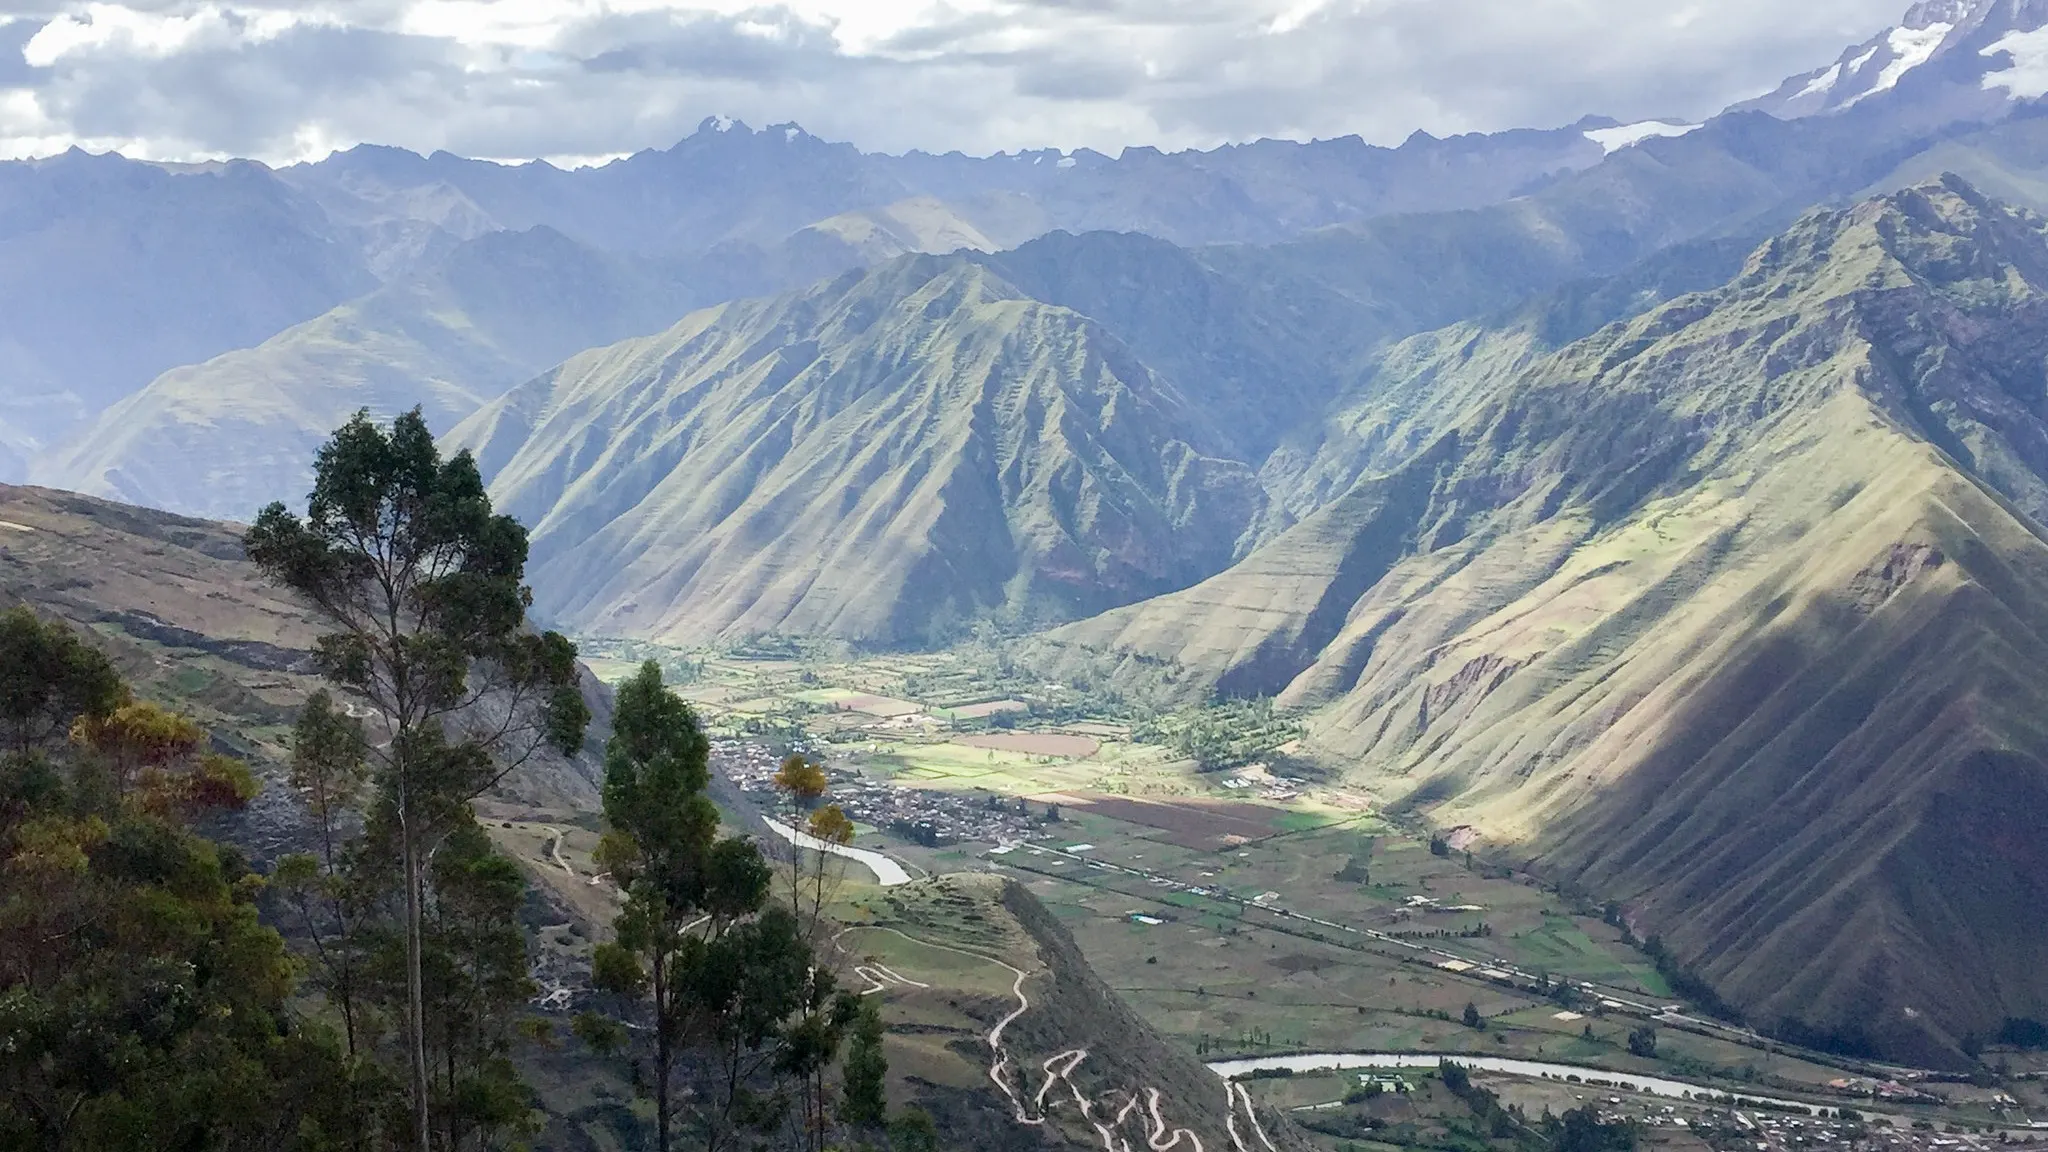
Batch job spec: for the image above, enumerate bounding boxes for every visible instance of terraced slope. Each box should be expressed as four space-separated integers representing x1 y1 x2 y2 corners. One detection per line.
449 255 1269 647
1034 178 2048 1066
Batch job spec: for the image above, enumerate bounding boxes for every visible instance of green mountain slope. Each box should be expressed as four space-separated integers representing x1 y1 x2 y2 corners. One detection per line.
1031 178 2048 1066
0 151 376 476
447 256 1266 647
34 228 698 521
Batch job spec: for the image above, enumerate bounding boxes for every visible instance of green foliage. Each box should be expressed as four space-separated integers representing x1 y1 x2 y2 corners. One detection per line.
1463 1002 1484 1030
1128 697 1303 772
1545 1106 1637 1152
838 995 888 1130
886 1107 939 1152
0 610 374 1150
572 1011 629 1057
247 408 590 1150
1626 1025 1657 1059
0 606 124 758
586 661 839 1152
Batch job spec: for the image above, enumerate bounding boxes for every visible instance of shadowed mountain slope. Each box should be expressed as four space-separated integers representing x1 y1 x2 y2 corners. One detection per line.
1030 178 2048 1066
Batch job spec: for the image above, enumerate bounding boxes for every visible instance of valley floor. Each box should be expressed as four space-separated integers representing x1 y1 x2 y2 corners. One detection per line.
563 644 2048 1146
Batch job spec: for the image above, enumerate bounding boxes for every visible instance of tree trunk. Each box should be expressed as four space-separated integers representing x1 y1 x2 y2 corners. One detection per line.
654 950 671 1152
405 816 431 1152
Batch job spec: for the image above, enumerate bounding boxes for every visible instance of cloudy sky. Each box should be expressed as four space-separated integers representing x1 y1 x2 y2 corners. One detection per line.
0 0 1914 164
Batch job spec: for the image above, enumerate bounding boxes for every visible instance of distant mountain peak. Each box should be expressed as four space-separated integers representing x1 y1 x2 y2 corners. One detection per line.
1904 0 1990 26
1733 0 2048 120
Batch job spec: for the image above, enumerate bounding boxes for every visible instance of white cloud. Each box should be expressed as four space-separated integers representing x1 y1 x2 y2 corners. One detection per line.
24 3 319 65
0 0 1916 164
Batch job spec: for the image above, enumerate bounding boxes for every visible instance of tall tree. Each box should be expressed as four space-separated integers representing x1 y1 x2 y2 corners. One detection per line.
245 408 589 1152
591 661 772 1152
273 691 374 1057
589 663 857 1152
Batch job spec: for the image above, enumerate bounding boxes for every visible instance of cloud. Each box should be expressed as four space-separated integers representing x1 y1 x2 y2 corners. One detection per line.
0 0 1915 163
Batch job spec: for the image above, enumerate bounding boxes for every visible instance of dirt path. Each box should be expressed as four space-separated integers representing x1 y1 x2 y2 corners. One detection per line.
542 827 575 876
1229 1083 1276 1152
840 925 1214 1152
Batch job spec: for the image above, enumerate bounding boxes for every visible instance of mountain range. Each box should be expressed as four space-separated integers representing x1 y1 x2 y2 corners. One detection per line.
7 0 2048 1069
1 114 1620 490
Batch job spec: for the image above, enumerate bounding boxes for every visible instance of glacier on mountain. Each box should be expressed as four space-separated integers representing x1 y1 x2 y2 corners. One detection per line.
1866 22 1955 98
1797 63 1844 99
1983 26 2048 99
1582 121 1702 154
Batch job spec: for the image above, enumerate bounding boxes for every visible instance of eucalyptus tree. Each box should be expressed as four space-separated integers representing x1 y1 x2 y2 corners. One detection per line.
591 661 775 1152
246 408 588 1152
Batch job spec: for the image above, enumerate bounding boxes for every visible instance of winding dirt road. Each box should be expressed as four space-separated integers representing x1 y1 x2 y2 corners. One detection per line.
839 924 1257 1152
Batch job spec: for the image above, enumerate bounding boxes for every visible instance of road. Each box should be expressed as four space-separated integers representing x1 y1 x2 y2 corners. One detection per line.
840 924 1260 1152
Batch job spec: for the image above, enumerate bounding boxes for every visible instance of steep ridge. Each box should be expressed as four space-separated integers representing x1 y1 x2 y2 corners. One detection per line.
12 21 2042 501
448 255 1267 647
446 90 2012 655
0 118 1608 488
1033 178 2048 1065
33 227 701 521
835 874 1311 1152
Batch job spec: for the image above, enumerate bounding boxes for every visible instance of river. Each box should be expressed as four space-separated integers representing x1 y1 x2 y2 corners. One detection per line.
762 818 913 886
1205 1053 1836 1114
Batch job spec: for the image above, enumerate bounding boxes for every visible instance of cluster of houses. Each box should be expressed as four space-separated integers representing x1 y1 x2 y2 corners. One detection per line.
713 739 1051 847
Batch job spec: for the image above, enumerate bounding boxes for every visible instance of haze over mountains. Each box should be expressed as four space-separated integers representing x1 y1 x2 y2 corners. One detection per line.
8 0 2048 1071
7 115 1615 496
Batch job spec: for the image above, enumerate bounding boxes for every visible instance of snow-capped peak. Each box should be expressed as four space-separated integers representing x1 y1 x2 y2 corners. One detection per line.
1728 0 2040 121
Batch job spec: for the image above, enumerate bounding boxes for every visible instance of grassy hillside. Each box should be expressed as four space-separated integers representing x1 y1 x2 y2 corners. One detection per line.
1030 178 2048 1066
34 228 701 522
0 484 607 830
449 255 1269 648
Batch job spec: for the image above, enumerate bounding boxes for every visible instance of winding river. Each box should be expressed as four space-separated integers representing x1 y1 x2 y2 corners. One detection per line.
762 818 913 886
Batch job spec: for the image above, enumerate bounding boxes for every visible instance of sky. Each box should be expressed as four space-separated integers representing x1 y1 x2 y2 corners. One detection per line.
0 0 1917 164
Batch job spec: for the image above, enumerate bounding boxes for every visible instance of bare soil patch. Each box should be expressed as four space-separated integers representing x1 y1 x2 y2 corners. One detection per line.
1068 794 1282 849
957 731 1100 758
840 693 924 717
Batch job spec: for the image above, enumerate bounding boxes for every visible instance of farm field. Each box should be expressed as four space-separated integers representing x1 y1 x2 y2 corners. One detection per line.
570 642 1895 1114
